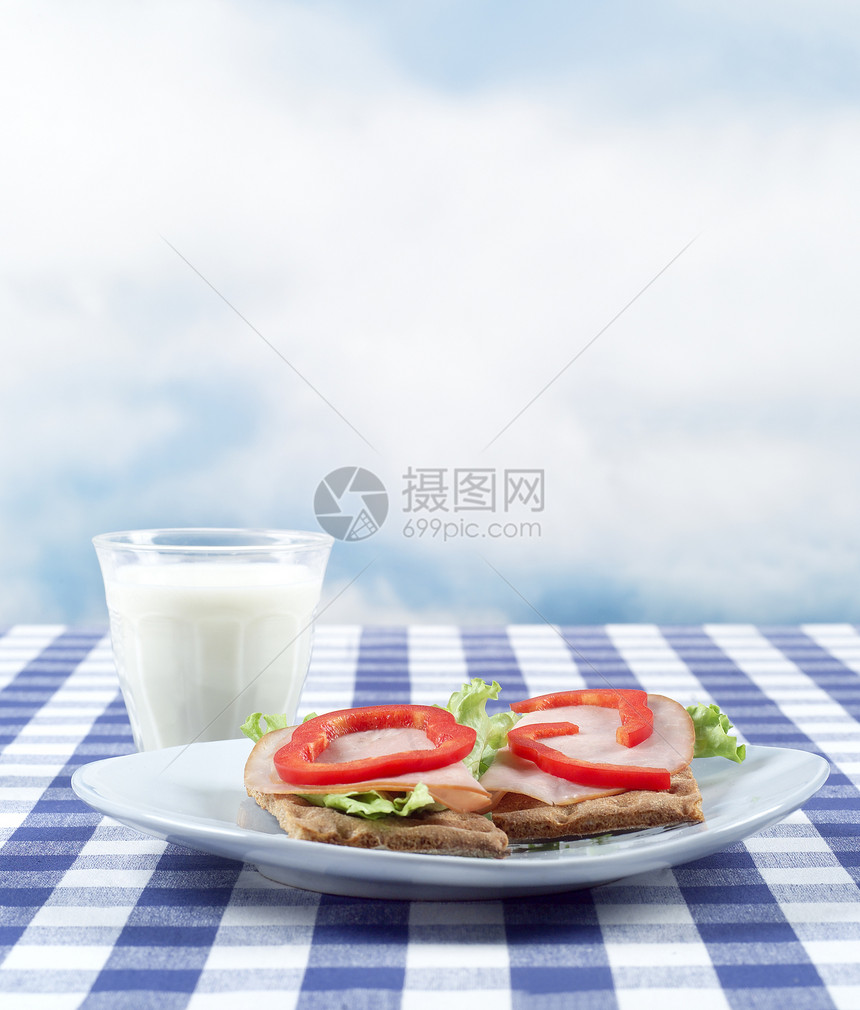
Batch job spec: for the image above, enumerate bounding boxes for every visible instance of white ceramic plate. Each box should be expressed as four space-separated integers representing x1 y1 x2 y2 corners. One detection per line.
71 741 829 900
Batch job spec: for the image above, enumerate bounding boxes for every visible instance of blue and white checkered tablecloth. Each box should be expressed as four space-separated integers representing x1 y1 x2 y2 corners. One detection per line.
1 623 859 1009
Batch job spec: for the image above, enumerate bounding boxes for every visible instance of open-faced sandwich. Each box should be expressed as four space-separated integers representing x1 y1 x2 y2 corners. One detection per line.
485 689 710 842
242 680 516 858
242 681 745 857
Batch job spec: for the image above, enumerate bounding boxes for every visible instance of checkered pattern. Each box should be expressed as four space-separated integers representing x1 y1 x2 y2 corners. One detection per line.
2 623 859 1009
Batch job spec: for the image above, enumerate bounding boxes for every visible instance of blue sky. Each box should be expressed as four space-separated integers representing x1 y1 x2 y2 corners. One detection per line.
1 0 859 627
349 0 860 105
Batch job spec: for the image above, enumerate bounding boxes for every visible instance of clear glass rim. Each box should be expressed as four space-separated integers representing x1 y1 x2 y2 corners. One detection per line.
92 527 333 553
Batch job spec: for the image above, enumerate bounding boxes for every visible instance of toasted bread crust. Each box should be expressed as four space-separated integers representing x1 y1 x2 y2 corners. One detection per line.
247 787 509 858
249 767 703 856
491 766 704 842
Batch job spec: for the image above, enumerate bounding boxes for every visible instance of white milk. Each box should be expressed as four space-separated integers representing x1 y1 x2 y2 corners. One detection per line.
104 562 323 750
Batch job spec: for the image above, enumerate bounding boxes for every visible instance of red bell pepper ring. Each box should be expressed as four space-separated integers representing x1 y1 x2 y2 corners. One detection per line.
510 688 654 748
273 704 477 786
507 721 671 791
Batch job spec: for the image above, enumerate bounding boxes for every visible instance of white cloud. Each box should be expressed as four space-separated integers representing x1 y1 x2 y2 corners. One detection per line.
1 1 858 624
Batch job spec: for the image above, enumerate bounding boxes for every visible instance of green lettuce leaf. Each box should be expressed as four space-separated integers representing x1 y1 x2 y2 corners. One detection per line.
686 703 746 763
240 711 317 742
240 711 289 742
444 678 520 777
298 782 441 819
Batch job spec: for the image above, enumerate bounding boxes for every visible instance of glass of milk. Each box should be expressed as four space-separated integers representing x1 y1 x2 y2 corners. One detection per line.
93 528 333 751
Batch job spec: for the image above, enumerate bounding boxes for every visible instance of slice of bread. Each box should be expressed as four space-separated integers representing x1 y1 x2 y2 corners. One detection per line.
247 787 509 858
491 766 704 843
247 767 703 857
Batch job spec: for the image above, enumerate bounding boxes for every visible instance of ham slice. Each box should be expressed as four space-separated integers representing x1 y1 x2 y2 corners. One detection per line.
480 694 695 806
244 725 492 813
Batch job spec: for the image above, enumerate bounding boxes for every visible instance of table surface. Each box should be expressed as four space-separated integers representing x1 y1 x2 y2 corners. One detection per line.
1 623 859 1009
